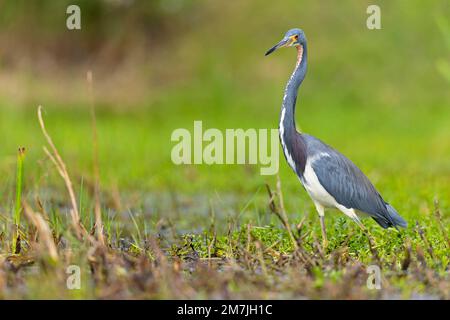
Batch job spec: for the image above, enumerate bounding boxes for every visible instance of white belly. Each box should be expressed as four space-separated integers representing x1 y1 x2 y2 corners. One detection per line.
300 153 361 222
300 156 339 208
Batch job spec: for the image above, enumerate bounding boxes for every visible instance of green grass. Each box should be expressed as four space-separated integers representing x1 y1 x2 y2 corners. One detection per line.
0 97 447 298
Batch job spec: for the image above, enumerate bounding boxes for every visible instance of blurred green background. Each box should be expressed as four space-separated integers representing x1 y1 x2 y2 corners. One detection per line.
0 0 448 223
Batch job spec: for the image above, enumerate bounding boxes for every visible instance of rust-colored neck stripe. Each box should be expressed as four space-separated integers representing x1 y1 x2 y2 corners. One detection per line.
296 45 303 67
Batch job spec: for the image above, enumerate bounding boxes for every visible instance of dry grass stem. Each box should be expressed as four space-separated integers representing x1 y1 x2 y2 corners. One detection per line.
23 202 58 262
37 106 92 243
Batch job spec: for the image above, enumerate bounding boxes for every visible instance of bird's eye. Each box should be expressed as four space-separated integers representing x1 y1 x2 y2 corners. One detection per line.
294 35 299 40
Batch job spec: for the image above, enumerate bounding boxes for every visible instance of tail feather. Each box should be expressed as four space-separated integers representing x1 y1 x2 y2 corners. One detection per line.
372 203 407 229
372 216 390 229
385 203 407 228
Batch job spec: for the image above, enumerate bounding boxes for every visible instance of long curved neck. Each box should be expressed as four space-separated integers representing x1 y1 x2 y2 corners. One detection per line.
280 44 307 134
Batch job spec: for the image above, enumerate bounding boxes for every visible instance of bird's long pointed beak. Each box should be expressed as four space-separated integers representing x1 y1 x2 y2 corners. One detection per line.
265 37 290 56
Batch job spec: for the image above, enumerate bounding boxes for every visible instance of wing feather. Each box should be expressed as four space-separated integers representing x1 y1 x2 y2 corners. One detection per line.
303 134 392 226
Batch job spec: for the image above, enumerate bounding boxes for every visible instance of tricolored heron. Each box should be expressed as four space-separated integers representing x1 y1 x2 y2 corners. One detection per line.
266 28 407 246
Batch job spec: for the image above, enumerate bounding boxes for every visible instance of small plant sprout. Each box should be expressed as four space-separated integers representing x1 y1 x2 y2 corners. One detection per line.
12 147 25 254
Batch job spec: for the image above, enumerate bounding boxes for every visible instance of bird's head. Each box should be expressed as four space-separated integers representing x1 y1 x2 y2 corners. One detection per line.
265 28 306 56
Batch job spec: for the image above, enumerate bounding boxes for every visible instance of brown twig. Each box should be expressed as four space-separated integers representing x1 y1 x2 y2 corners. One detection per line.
265 176 299 250
254 241 268 277
87 71 105 246
364 229 381 265
401 238 411 273
415 221 435 260
433 198 449 248
207 201 217 268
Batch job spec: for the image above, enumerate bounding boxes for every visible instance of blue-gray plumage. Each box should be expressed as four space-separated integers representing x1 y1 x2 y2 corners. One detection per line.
266 28 406 245
304 134 406 228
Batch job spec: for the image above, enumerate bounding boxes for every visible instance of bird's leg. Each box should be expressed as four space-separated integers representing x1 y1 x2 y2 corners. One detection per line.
320 215 328 248
354 218 366 232
352 216 380 259
342 208 366 232
353 216 371 239
340 207 378 253
314 203 328 249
